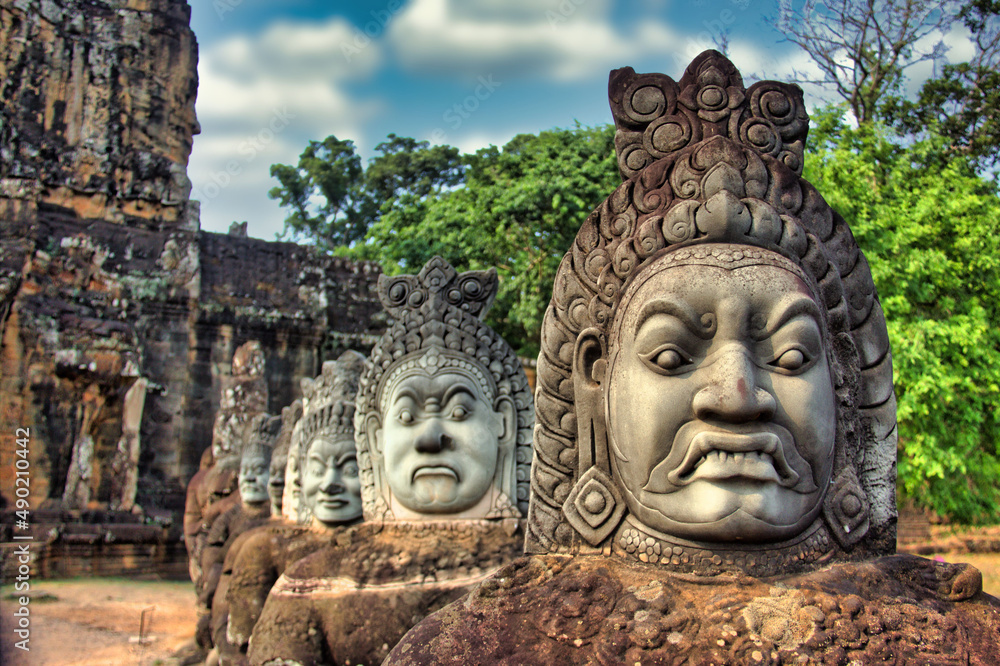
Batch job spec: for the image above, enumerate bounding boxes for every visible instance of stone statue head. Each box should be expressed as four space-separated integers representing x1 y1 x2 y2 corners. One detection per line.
239 414 280 507
296 351 366 527
211 340 268 460
269 400 303 516
205 455 240 506
356 257 534 521
527 51 896 575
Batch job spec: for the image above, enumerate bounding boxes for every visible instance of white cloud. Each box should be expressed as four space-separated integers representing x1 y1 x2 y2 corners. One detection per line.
189 16 384 237
386 0 689 82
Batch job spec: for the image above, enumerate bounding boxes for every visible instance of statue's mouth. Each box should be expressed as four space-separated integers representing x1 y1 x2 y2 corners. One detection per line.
669 430 800 488
317 495 349 508
413 466 459 483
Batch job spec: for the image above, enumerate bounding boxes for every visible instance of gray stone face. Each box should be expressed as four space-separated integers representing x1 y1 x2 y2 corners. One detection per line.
238 414 281 507
527 50 897 575
295 351 366 527
355 256 535 520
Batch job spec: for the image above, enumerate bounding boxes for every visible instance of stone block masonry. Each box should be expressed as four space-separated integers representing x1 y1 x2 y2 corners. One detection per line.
0 0 385 521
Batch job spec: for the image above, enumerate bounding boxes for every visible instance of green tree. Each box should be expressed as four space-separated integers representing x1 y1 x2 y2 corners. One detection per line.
775 0 961 124
355 124 619 356
269 136 366 249
269 134 464 251
883 0 1000 169
805 106 1000 522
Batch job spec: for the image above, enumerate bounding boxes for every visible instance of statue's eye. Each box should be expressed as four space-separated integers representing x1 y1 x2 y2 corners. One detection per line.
641 346 692 373
398 409 414 424
341 460 359 478
772 348 808 372
450 405 468 420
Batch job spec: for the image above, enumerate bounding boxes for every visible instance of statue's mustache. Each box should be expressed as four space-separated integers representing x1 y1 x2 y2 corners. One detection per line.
642 422 818 494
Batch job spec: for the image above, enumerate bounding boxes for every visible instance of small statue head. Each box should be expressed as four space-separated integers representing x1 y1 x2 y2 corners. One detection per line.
269 400 303 516
527 51 896 575
205 455 240 507
238 414 280 508
297 352 366 527
212 340 268 460
356 257 534 521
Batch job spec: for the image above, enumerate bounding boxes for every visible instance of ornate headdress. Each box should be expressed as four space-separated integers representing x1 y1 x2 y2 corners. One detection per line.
528 51 896 573
355 257 535 521
293 351 366 523
242 413 281 463
212 340 269 459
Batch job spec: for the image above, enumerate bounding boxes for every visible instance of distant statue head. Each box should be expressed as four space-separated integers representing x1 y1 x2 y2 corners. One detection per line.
239 414 281 507
212 340 268 460
269 400 303 516
528 51 896 575
205 455 241 507
297 352 366 527
356 257 534 521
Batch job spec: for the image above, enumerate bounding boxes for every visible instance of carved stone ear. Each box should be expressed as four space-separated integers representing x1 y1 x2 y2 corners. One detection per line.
572 328 610 474
574 328 607 388
823 465 870 548
365 413 383 456
494 395 516 451
565 328 622 545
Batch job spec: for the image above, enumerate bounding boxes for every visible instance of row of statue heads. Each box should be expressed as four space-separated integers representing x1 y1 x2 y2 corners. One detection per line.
180 50 907 666
212 258 536 533
193 49 896 568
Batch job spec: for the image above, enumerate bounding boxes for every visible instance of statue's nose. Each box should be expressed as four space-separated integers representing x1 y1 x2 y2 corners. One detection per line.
414 418 452 453
692 346 776 423
321 465 345 494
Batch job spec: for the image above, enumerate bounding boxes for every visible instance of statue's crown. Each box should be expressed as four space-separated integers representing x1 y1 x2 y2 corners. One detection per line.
609 50 809 180
299 351 366 442
243 413 281 461
377 256 498 322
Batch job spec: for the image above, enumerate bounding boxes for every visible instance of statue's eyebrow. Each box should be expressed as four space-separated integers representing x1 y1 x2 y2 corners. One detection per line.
392 387 420 404
756 294 822 340
336 452 357 466
443 384 476 404
636 298 714 340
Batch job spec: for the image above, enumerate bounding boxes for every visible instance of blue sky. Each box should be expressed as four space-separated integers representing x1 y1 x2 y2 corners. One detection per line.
187 0 972 239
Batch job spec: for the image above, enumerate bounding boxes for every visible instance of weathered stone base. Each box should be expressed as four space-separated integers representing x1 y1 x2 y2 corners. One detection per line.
387 554 1000 664
0 515 185 580
248 520 524 666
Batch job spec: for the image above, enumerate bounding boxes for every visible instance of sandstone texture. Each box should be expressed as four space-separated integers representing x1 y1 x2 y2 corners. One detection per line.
388 553 1000 665
225 523 336 652
248 520 524 666
0 0 384 525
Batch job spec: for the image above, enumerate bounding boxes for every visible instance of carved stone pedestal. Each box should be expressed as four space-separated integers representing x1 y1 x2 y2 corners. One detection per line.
388 554 1000 664
248 520 523 666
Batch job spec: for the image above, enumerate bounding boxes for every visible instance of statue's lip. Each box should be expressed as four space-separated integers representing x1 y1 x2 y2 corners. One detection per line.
413 466 459 482
316 494 349 507
669 429 800 487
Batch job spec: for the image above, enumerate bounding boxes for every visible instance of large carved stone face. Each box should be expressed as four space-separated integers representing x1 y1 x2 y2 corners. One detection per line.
239 452 270 505
302 434 362 525
379 369 504 514
605 258 837 542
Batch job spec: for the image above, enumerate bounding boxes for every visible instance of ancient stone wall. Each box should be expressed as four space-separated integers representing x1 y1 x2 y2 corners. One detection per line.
0 0 384 518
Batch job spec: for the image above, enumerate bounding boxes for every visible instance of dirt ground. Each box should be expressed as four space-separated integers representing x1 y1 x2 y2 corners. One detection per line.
1 554 998 665
0 578 197 666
